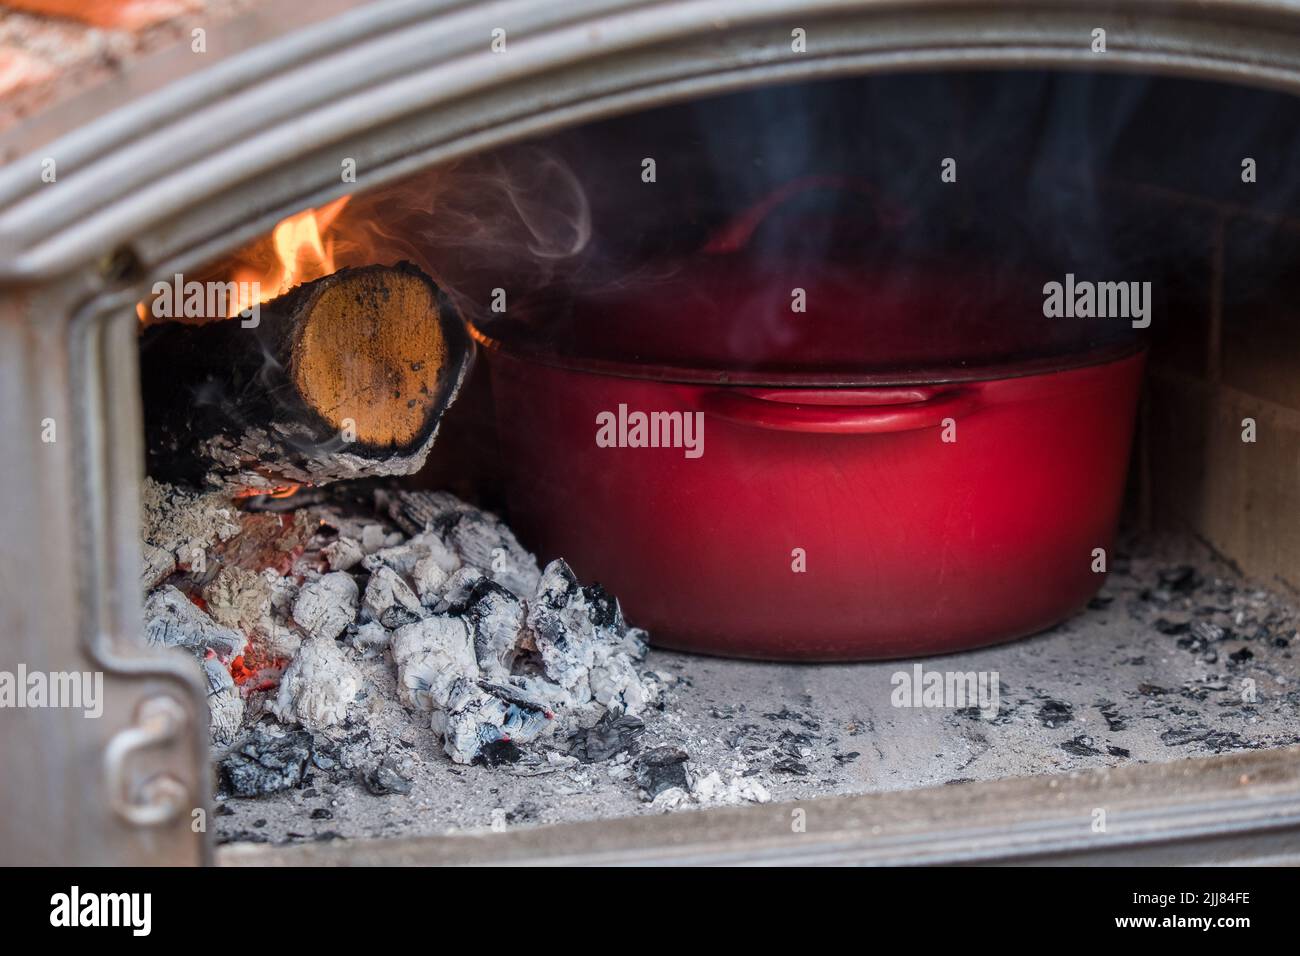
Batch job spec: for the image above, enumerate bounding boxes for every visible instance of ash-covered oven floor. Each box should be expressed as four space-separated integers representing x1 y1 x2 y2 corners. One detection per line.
208 527 1300 847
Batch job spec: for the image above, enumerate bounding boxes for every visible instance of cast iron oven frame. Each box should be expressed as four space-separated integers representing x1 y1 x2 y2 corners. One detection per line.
3 0 1300 865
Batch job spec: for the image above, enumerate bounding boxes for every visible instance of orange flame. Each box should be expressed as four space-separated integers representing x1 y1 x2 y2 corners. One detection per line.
232 483 303 500
226 195 351 317
136 196 352 324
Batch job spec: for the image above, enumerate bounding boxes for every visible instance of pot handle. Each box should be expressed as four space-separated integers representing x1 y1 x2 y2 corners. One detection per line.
697 385 982 434
702 174 908 255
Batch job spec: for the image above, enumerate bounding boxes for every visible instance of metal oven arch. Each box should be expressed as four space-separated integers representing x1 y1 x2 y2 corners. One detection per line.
6 0 1300 285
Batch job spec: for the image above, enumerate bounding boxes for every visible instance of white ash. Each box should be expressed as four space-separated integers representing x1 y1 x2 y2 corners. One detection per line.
378 490 540 596
360 523 395 554
387 618 556 757
194 415 460 496
691 770 771 806
412 554 450 604
203 566 271 632
390 615 478 712
528 560 652 708
203 656 245 750
143 485 660 781
201 527 1300 845
322 536 364 571
143 585 246 662
436 682 546 764
590 649 656 715
362 565 424 628
143 586 248 748
361 542 429 577
467 580 526 676
205 566 302 661
265 573 300 620
139 478 242 589
346 496 661 765
397 554 659 764
411 531 461 575
292 572 359 641
347 620 391 657
445 512 541 597
270 637 362 731
252 620 303 662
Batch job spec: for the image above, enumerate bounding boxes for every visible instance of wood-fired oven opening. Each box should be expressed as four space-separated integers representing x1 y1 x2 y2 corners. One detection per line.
132 70 1300 844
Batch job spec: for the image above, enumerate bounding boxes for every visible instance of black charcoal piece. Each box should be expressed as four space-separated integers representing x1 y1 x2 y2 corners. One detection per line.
762 707 803 722
778 729 817 746
1036 700 1073 728
478 679 551 714
363 757 413 795
635 747 689 800
725 724 757 748
380 605 423 630
1161 727 1210 746
570 712 646 762
219 728 315 797
381 489 470 536
582 582 622 629
507 800 541 824
311 747 339 771
478 739 523 766
1158 565 1202 593
1204 731 1247 751
1060 735 1101 757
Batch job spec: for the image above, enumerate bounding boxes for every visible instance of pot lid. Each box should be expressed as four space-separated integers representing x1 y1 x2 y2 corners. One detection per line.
472 258 1144 386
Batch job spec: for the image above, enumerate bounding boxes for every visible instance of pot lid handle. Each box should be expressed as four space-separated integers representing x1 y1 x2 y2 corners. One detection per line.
698 385 982 434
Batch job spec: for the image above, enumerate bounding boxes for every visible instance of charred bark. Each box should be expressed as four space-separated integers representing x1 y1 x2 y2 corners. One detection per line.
140 262 471 493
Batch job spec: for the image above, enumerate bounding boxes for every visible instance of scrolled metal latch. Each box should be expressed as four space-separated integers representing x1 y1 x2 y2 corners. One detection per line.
104 695 191 827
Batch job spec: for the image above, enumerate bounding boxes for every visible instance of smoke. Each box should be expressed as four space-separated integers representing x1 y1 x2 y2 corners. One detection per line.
324 147 594 326
198 69 1300 376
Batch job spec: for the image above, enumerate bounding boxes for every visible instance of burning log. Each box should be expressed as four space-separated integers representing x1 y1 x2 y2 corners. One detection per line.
139 262 471 493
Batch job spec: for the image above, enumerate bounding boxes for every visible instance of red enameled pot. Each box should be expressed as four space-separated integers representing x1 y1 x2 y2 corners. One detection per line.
472 186 1146 660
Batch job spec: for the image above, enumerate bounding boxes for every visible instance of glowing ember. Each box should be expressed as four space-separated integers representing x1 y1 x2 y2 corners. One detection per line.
232 483 303 500
229 647 288 690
